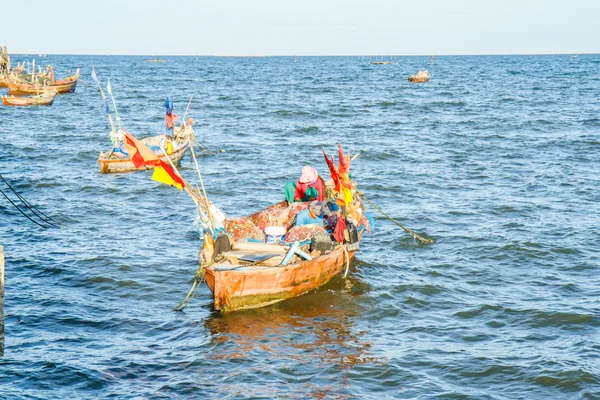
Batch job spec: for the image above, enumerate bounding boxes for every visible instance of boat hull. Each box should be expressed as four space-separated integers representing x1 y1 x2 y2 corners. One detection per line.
205 246 355 312
6 70 79 95
408 76 430 82
98 138 190 173
2 94 55 106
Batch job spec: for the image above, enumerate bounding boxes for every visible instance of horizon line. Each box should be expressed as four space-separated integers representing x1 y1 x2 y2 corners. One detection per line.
8 52 598 58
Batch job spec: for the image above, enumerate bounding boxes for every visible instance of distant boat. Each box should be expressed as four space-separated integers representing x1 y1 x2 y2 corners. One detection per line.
98 128 191 173
2 92 56 106
430 55 434 64
372 61 393 65
7 67 79 95
146 59 167 63
571 54 578 58
408 70 430 83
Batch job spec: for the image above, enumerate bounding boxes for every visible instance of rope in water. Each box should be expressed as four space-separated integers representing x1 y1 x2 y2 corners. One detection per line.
0 187 51 229
0 173 60 228
356 190 434 244
0 174 62 229
341 245 350 278
173 260 211 311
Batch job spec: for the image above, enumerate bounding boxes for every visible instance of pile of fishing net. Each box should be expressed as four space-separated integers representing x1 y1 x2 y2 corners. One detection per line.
224 217 265 242
250 202 309 231
285 224 327 243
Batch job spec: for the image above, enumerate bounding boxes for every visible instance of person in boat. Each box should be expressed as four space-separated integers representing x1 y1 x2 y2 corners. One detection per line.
294 200 325 227
284 166 326 203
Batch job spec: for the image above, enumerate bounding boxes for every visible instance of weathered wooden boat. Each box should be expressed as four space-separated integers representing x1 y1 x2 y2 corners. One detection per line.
2 92 55 106
98 124 193 173
408 70 430 82
202 201 362 312
7 68 79 95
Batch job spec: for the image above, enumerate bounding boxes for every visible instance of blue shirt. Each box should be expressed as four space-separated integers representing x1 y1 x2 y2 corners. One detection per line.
295 209 324 227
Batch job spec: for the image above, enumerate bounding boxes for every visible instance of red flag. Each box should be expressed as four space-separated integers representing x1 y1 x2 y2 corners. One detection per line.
333 216 347 242
123 132 159 168
166 113 179 130
337 144 350 175
322 148 340 187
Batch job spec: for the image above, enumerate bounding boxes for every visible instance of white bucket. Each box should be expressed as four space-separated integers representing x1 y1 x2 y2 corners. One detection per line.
265 226 286 244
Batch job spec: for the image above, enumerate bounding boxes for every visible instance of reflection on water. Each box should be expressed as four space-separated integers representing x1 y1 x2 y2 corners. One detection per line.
203 273 385 398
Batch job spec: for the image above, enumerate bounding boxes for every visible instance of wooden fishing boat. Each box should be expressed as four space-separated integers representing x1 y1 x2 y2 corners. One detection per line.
7 68 79 95
2 92 55 106
203 201 362 312
98 124 193 173
408 70 430 82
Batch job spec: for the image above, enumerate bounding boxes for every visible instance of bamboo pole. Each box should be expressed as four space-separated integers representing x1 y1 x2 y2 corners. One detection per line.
189 141 214 229
1 245 4 358
106 79 122 131
159 145 215 234
179 96 193 130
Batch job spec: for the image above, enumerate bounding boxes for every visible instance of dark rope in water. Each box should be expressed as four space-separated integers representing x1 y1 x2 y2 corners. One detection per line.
0 173 60 228
0 187 50 229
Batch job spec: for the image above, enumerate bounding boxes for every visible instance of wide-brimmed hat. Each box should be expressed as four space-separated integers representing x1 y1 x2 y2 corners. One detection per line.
299 166 318 184
309 200 324 216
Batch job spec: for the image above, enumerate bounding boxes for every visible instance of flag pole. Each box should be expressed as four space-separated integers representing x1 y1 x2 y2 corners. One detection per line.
106 79 123 131
91 67 116 133
180 96 193 129
188 140 215 229
159 146 215 234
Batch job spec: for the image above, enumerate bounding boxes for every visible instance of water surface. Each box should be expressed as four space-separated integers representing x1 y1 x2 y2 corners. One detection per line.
0 54 599 399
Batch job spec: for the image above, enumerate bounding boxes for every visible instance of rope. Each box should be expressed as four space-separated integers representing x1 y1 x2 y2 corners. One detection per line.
0 173 60 228
173 261 211 311
173 277 201 312
0 187 50 229
356 190 434 244
341 245 350 278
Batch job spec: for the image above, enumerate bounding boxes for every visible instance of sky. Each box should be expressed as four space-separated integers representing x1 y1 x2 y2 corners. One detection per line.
0 0 598 56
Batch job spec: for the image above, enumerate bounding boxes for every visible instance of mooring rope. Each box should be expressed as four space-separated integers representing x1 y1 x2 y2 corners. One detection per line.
341 245 350 278
356 190 434 244
0 174 60 228
0 187 50 229
0 173 64 228
173 261 210 311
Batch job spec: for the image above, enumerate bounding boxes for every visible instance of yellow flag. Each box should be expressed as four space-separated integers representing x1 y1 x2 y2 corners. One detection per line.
152 164 183 190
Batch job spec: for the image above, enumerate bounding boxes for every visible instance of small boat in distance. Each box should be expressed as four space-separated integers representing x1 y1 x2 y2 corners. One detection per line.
98 126 192 173
2 92 56 106
408 70 431 82
7 68 79 95
145 59 168 63
372 61 393 65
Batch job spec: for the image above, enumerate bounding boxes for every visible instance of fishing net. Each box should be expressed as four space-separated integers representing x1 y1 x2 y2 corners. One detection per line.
284 224 326 243
224 217 265 242
250 202 310 231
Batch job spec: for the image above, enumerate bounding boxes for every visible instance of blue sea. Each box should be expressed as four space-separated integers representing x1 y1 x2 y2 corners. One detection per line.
1 54 599 399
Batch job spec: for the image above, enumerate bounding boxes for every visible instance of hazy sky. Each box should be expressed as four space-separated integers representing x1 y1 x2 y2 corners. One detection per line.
1 0 597 55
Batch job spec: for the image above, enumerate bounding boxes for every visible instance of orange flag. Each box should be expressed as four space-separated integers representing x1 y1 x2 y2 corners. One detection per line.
123 132 159 168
